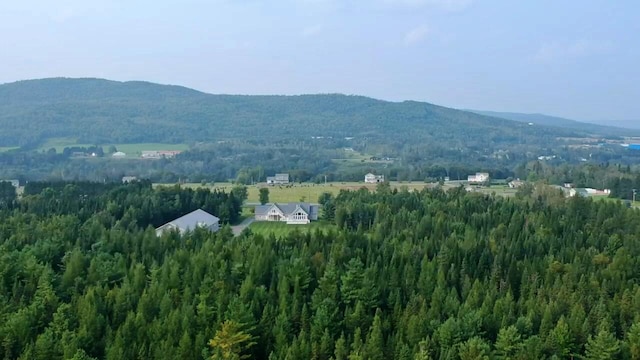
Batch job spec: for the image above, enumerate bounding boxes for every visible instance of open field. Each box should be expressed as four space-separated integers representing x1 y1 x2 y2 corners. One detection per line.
37 137 189 154
38 138 94 152
157 181 437 203
472 185 519 197
331 150 394 164
111 143 189 155
248 221 337 237
0 147 19 152
591 195 621 203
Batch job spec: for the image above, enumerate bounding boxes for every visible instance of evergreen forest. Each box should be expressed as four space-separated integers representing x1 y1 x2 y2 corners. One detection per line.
1 181 640 359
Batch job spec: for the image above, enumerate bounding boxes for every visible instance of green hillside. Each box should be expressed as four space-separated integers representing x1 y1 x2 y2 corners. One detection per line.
0 78 580 148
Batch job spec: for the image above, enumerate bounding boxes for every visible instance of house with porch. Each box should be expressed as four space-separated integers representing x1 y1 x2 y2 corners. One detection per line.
155 209 220 236
255 202 319 224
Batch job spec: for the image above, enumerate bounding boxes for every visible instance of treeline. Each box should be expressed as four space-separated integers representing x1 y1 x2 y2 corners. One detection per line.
2 181 640 359
515 161 640 200
17 180 245 226
0 140 519 184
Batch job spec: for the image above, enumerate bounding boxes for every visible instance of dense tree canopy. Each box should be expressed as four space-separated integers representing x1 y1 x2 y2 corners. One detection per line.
1 181 639 359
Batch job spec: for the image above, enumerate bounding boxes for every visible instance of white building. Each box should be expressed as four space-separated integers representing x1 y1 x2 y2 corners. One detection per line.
467 172 490 184
254 203 319 225
266 173 290 185
364 173 385 183
112 151 126 158
122 176 138 183
141 150 181 159
155 209 220 236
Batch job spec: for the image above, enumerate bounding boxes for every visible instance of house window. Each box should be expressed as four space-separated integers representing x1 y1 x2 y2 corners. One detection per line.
292 212 306 220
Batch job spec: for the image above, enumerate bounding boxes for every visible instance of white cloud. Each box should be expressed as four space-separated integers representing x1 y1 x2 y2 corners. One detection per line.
403 24 429 46
301 24 323 37
382 0 474 12
533 39 610 63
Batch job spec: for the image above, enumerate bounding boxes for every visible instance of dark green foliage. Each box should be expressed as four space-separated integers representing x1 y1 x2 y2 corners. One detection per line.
259 188 269 205
2 79 640 186
0 78 580 147
0 181 17 208
1 182 640 359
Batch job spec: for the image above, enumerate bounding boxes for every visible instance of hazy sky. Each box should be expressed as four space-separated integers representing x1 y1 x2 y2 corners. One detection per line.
1 0 639 122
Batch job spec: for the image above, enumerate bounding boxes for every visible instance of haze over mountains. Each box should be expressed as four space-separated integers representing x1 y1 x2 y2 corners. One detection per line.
468 110 639 135
0 78 634 150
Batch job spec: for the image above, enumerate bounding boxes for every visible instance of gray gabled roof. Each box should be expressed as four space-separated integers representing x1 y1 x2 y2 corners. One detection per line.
255 202 317 217
157 209 219 231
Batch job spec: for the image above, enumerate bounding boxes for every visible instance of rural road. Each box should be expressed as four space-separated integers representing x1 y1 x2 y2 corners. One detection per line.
231 217 255 236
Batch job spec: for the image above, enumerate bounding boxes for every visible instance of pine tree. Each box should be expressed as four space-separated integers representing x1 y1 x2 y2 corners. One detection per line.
259 188 269 205
494 325 522 359
627 322 640 360
349 328 364 360
334 333 349 360
363 310 385 360
413 337 433 360
209 320 257 360
547 316 574 359
458 337 491 360
584 329 620 360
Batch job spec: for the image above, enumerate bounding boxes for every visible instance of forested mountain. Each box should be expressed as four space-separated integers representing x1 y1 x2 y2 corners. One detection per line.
1 181 640 359
468 110 638 136
0 78 581 147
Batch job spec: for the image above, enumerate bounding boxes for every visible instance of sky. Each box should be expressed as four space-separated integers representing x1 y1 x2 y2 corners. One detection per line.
0 0 639 123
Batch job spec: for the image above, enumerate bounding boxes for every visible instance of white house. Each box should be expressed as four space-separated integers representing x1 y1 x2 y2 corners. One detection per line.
254 203 319 224
508 180 525 188
122 176 137 183
364 173 385 183
112 151 126 158
266 173 290 185
155 209 220 236
141 150 181 159
467 172 490 184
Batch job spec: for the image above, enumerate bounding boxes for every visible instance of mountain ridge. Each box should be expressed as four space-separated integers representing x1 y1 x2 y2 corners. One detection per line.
0 77 600 148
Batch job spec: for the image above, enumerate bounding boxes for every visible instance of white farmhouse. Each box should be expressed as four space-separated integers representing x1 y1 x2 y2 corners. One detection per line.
467 172 490 184
364 173 385 183
254 203 319 225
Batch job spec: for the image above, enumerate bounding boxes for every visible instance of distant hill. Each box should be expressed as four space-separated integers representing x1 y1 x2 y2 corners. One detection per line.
0 78 583 148
602 119 640 130
468 110 638 137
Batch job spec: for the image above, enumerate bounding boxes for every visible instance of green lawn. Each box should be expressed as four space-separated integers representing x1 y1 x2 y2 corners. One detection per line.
475 185 519 197
0 147 19 152
164 181 435 203
112 143 189 155
37 137 189 154
38 138 94 152
249 221 336 237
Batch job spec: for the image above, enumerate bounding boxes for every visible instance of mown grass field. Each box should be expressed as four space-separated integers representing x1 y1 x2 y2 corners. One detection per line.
248 221 337 237
472 185 519 197
112 143 189 155
37 137 189 154
162 181 436 203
